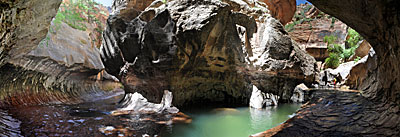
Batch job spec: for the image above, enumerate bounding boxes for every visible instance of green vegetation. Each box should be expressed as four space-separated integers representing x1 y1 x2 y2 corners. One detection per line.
53 0 103 32
285 4 314 32
40 0 107 47
324 28 364 68
284 5 339 32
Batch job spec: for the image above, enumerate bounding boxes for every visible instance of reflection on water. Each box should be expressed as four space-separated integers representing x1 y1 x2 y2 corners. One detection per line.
0 109 22 137
161 104 302 137
0 89 171 136
0 88 301 137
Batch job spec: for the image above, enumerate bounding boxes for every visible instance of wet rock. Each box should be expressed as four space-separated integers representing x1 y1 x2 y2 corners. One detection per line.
100 0 318 106
258 90 400 136
290 83 308 103
264 0 400 135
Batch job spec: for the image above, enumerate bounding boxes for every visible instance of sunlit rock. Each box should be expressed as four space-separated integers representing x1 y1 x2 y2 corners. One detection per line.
100 0 318 106
115 90 178 114
250 85 265 109
290 83 308 103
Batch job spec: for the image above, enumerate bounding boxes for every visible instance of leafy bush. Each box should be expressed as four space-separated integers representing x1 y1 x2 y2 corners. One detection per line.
325 52 341 68
346 28 363 47
354 56 361 63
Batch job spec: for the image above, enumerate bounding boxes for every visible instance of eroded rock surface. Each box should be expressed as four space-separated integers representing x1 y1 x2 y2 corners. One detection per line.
287 4 348 61
290 83 307 103
262 90 400 136
265 0 400 136
0 0 117 106
100 0 318 106
262 0 296 25
0 0 62 67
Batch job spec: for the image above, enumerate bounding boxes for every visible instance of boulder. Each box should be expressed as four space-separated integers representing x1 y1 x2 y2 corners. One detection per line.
348 40 372 61
100 0 318 106
318 48 374 87
250 85 265 109
345 49 377 89
115 90 179 114
290 83 308 103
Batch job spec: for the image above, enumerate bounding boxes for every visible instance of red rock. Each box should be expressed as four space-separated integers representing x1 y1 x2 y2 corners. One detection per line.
262 0 296 25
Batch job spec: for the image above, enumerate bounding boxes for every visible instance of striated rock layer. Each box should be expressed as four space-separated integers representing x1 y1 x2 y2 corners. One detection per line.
258 90 400 136
100 0 318 106
287 4 349 61
0 0 118 106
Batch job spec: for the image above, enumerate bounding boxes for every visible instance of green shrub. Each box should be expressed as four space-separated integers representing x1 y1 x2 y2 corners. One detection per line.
325 53 341 68
323 28 364 67
346 28 363 48
354 56 361 63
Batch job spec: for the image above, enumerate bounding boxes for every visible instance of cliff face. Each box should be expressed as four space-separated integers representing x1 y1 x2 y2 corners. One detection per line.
0 0 117 106
286 4 348 61
262 0 400 136
262 0 296 25
0 0 62 67
100 0 318 106
306 0 400 106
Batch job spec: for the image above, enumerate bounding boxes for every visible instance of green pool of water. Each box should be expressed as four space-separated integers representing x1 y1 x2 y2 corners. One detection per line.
161 104 302 137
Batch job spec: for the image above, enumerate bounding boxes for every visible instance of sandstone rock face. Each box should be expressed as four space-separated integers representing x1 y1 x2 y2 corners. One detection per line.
348 40 372 61
267 0 400 136
0 0 62 67
345 49 377 89
287 4 348 61
112 0 155 20
0 0 116 106
100 0 318 106
262 0 296 25
305 0 400 104
263 90 400 136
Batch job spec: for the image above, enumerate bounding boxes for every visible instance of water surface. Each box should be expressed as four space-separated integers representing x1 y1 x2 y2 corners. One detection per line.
161 104 302 137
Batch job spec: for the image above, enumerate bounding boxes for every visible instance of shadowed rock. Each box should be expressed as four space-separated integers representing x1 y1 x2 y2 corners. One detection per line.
100 0 318 106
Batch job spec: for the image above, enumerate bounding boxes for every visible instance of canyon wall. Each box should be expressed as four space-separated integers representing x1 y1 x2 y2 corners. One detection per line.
100 0 318 106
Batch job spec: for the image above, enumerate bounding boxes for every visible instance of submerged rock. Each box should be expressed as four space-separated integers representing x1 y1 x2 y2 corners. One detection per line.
100 0 318 106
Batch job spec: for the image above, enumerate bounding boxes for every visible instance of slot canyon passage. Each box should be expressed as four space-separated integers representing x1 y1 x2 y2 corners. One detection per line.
0 0 399 136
